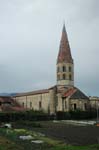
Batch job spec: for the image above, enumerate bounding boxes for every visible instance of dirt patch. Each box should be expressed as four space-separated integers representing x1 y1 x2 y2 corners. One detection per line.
32 121 99 145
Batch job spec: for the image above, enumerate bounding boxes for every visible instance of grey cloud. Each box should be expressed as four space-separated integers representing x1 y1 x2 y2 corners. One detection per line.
0 0 98 96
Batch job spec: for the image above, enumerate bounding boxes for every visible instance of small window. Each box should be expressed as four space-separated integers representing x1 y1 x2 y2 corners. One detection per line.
63 74 66 80
84 103 87 110
63 66 66 72
30 102 32 108
57 74 60 80
69 66 72 72
39 101 42 109
69 74 72 80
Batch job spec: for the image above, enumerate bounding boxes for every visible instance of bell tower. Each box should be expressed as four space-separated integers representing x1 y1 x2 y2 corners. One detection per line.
57 24 74 88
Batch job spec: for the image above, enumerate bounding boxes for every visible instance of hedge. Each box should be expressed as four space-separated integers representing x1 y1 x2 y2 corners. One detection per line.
0 110 97 122
56 110 97 120
0 110 54 122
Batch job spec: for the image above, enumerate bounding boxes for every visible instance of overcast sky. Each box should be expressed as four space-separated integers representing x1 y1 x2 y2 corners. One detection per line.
0 0 99 96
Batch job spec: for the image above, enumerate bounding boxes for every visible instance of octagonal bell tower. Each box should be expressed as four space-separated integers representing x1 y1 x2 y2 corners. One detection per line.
57 24 74 88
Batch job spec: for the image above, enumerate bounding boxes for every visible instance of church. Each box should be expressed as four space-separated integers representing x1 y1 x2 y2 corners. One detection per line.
13 24 90 114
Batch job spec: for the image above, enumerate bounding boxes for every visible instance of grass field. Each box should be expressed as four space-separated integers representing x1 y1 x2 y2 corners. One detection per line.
0 121 99 150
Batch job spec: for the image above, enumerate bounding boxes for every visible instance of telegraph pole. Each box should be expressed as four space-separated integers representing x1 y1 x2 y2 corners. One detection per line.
97 101 99 123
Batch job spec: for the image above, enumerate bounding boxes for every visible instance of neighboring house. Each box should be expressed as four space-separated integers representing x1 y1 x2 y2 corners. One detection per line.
0 96 25 112
13 24 90 114
89 96 99 110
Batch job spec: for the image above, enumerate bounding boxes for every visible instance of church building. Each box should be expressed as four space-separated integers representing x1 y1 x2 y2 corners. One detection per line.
13 24 90 114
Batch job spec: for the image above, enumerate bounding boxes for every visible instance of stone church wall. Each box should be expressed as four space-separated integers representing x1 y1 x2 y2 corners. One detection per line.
14 92 50 113
56 96 89 112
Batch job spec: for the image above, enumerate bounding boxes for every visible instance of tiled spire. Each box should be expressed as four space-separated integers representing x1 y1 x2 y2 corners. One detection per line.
57 24 73 64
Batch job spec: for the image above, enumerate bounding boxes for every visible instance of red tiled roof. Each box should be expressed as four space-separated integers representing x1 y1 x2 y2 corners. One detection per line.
1 105 26 112
11 106 27 111
0 96 26 112
14 89 49 97
62 87 89 100
62 87 77 98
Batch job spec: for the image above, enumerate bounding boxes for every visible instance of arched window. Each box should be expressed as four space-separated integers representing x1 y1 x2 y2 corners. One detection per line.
69 74 72 80
74 103 77 110
63 66 66 72
22 102 24 107
63 74 66 80
39 101 42 109
69 66 72 72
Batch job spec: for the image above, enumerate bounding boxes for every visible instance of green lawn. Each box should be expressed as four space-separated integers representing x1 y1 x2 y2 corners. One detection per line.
51 145 99 150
